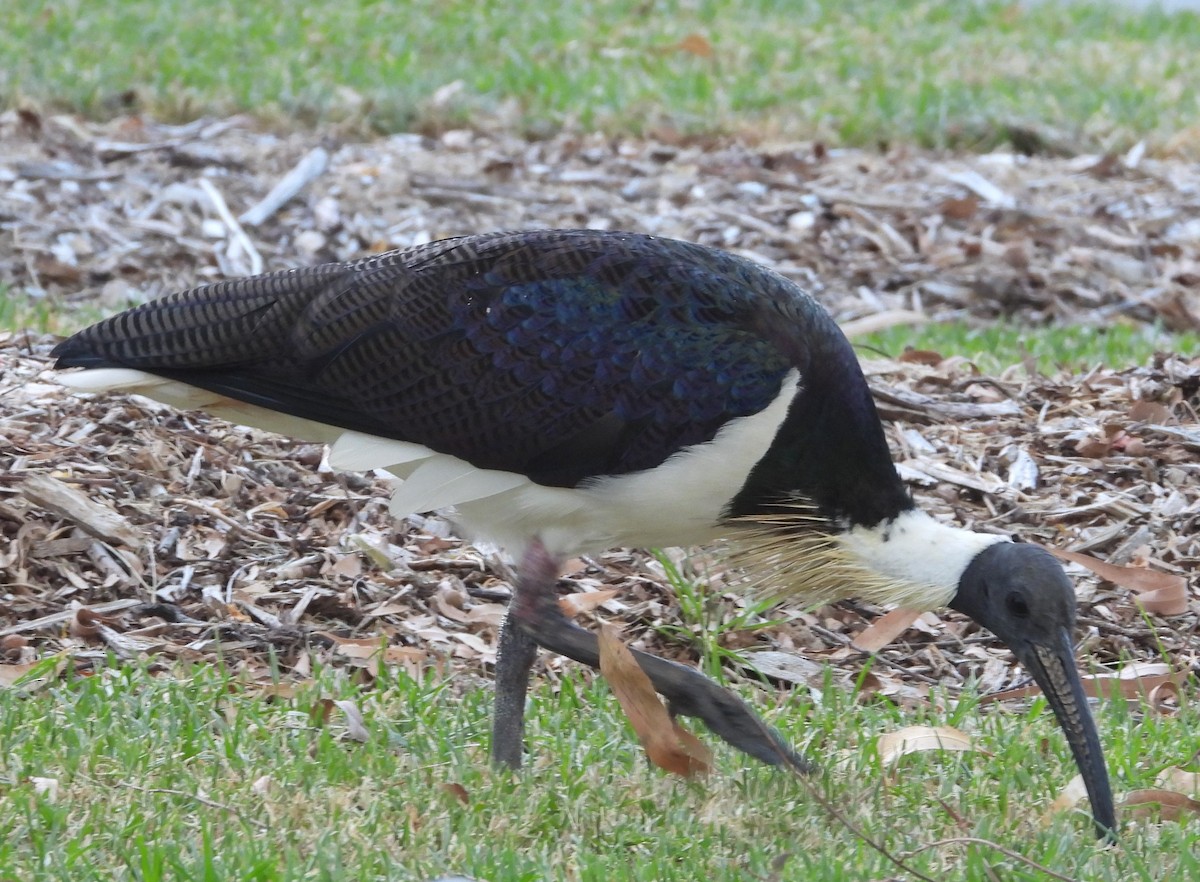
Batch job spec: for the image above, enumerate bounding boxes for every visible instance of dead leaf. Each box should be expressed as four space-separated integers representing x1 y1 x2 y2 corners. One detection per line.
1048 548 1190 615
324 554 363 579
598 626 712 777
317 632 387 659
876 725 976 765
671 33 714 58
246 681 308 701
1127 400 1172 424
0 654 70 692
441 782 470 805
558 589 619 618
1121 789 1200 822
982 661 1189 705
1148 680 1182 715
939 195 980 220
1 635 28 653
308 697 337 729
1042 773 1090 825
30 777 60 800
852 607 922 652
70 607 102 639
1156 767 1200 797
899 347 944 366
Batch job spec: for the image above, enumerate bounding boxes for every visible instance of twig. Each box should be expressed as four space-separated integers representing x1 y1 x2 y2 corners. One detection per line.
197 177 263 275
117 781 269 831
170 497 282 544
238 147 329 226
0 598 142 637
789 771 941 882
900 837 1088 881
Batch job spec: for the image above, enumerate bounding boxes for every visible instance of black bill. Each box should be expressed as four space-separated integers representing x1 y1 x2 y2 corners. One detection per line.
1014 628 1117 841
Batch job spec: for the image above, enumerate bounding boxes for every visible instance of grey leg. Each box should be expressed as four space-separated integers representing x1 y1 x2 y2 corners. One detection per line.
490 609 539 769
505 539 813 773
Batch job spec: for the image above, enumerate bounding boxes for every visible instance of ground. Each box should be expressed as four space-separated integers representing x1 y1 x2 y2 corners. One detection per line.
1 111 1197 767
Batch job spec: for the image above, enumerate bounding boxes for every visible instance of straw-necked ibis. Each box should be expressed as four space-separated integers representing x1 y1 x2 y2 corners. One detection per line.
53 229 1116 838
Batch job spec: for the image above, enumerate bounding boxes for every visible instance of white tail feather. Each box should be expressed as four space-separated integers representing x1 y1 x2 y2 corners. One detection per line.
386 456 527 517
329 431 434 471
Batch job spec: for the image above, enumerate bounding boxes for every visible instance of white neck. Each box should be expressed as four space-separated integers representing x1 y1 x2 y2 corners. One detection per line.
838 510 1009 610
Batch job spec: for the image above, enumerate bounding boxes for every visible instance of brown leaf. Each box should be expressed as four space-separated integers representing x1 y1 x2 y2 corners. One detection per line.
939 195 980 220
317 631 387 659
1047 547 1190 615
1148 680 1182 715
70 607 102 639
1127 400 1172 424
673 33 714 58
1156 767 1200 797
440 782 470 805
852 607 922 653
898 347 944 366
982 661 1188 705
1121 789 1200 822
598 626 712 777
1073 437 1112 458
309 697 336 727
558 589 619 618
0 654 70 692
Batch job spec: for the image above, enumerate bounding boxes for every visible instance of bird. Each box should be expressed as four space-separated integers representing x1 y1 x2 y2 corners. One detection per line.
52 228 1116 838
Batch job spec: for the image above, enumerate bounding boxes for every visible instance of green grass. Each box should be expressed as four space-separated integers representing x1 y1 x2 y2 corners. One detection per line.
651 550 784 680
0 660 1195 880
4 0 1200 151
0 286 108 338
858 319 1200 374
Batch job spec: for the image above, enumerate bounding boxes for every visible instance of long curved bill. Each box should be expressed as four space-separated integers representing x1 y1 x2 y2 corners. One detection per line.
1015 628 1117 841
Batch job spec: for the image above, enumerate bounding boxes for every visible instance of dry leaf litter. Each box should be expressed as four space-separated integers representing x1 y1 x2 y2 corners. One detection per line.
1 112 1197 736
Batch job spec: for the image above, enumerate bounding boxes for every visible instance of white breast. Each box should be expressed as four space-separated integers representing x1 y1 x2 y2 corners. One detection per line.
57 367 801 558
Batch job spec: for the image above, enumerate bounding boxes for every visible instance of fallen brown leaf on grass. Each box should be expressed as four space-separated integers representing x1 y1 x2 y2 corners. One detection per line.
1121 789 1200 823
0 653 70 692
876 725 976 766
598 625 712 777
664 33 714 58
1048 547 1190 616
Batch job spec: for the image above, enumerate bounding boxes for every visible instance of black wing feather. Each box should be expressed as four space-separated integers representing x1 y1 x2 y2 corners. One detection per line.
54 231 801 487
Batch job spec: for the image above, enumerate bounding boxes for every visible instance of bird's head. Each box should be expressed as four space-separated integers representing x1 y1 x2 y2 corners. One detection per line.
949 541 1117 840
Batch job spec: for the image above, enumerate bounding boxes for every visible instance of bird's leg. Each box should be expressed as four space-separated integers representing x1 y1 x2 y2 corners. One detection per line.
506 538 813 773
490 611 539 769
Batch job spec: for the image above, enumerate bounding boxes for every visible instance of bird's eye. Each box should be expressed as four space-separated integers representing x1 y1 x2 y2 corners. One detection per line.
1005 592 1031 618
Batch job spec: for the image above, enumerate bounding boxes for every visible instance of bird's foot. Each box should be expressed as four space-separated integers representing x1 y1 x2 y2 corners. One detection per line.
506 538 814 774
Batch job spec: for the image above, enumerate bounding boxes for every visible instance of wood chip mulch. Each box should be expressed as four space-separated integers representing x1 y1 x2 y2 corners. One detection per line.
0 112 1197 716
